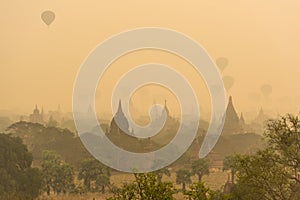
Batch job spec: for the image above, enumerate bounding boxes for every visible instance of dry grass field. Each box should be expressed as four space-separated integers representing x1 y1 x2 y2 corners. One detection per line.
37 171 228 200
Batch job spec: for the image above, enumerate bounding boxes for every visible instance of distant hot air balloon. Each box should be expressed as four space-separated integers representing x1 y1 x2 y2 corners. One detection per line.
41 10 55 27
216 57 229 71
222 76 235 91
260 84 272 98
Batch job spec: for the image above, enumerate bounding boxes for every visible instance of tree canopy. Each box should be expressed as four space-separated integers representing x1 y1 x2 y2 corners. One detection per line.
232 114 300 199
176 169 192 192
41 150 74 195
108 173 176 200
192 158 210 181
0 133 41 199
78 158 111 193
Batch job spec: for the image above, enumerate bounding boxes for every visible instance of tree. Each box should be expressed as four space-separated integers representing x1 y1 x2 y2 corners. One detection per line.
41 150 60 195
184 182 232 200
231 114 300 199
222 155 238 184
78 158 110 192
108 173 176 200
54 163 75 194
18 167 42 199
155 167 171 183
232 149 291 199
6 121 89 169
41 150 74 195
0 133 42 199
176 169 192 192
265 114 300 179
192 159 210 182
96 174 110 194
184 182 210 200
209 190 232 200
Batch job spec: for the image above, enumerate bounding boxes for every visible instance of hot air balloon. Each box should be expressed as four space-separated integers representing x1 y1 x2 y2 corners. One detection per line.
41 10 55 27
216 57 228 71
222 75 235 91
260 84 272 98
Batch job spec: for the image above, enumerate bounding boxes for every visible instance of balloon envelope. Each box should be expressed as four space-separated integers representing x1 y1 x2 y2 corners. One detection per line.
41 10 55 26
260 84 272 97
216 57 228 71
222 76 235 91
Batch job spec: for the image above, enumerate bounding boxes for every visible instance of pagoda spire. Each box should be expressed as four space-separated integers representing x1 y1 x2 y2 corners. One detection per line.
259 107 264 115
222 96 241 134
57 104 61 113
117 99 123 114
110 99 129 134
164 99 169 116
33 104 39 114
229 96 233 104
240 112 245 125
240 112 244 119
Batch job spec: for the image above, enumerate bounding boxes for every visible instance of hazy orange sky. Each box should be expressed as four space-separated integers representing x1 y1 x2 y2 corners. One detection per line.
1 1 300 120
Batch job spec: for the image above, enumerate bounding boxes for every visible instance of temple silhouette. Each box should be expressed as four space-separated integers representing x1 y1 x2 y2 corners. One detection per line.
29 105 44 124
106 99 179 152
222 96 244 135
109 100 130 135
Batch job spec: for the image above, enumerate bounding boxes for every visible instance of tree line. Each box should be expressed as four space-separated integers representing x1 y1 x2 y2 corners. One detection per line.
1 113 300 199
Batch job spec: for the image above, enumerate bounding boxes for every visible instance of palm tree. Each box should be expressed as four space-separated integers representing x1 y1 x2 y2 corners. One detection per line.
155 168 171 182
96 174 110 194
176 169 192 192
191 159 210 182
223 155 237 184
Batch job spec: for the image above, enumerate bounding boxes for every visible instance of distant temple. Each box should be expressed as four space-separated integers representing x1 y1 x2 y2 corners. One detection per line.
108 99 177 136
239 112 246 131
153 99 172 127
248 107 269 134
147 99 180 147
153 99 178 133
29 105 44 124
48 104 62 123
109 100 130 134
107 99 179 152
253 107 268 124
207 151 223 171
163 99 169 116
222 96 244 135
